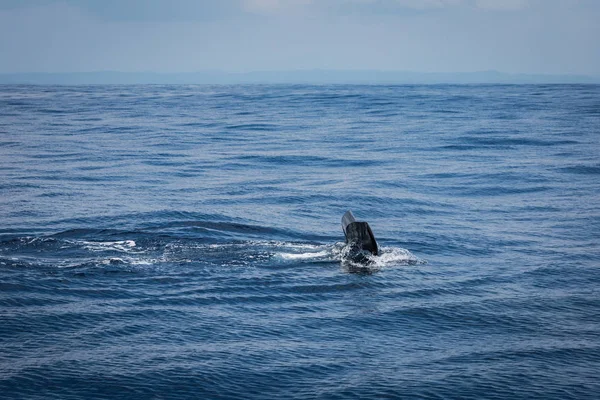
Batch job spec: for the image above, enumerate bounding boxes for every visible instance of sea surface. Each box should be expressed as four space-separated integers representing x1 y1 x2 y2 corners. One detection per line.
1 84 599 399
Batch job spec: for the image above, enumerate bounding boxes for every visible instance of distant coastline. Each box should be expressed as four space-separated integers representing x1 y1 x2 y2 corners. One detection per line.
1 70 598 85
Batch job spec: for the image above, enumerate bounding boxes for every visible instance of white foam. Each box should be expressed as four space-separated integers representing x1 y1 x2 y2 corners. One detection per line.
77 240 138 253
277 250 331 260
371 246 423 266
60 238 423 270
339 244 424 269
128 258 158 266
244 241 325 250
99 256 161 267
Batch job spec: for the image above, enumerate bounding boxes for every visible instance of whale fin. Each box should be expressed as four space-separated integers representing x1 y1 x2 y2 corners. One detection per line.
341 211 378 256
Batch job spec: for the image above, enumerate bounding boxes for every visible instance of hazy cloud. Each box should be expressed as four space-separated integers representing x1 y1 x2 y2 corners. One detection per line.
0 0 243 21
475 0 529 10
242 0 313 15
0 0 543 20
0 0 598 75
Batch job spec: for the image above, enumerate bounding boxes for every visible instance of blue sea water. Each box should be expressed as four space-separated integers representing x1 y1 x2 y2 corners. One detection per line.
1 84 599 399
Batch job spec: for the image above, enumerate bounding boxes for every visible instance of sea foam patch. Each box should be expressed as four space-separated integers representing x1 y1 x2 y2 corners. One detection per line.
77 240 138 253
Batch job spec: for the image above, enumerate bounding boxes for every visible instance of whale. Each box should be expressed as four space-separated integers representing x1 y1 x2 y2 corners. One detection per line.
341 210 378 261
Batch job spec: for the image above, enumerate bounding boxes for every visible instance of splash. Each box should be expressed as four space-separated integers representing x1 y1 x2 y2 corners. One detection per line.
275 241 424 270
368 246 423 267
338 243 424 273
76 240 138 253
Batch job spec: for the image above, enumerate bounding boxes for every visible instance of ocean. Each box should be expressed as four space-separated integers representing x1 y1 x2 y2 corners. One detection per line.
1 84 599 399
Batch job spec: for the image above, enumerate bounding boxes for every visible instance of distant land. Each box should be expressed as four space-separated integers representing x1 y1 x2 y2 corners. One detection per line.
1 70 598 84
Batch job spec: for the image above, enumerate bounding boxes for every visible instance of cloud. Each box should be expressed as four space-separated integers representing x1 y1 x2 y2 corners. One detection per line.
334 0 531 11
243 0 281 13
392 0 465 9
0 0 535 21
240 0 468 17
475 0 529 10
242 0 313 15
0 0 245 22
0 0 598 75
307 0 538 14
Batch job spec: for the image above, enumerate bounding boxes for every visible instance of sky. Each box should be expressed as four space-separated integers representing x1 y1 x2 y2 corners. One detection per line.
0 0 599 76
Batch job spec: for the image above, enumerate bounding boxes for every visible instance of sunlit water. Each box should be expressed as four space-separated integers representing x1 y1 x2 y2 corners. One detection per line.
1 84 599 399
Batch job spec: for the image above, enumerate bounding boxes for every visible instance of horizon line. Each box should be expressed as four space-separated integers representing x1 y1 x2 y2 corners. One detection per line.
1 69 599 84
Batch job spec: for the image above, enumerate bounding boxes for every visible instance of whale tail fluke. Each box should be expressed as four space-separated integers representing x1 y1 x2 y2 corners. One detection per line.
341 210 378 257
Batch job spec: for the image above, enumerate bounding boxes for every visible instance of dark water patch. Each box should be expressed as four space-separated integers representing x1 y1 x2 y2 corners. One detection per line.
36 191 84 198
71 116 103 122
36 108 73 114
302 92 366 102
0 181 40 189
0 112 20 118
2 101 36 107
365 109 400 117
231 153 384 168
558 164 600 175
141 159 189 167
359 302 543 336
225 123 278 131
439 344 600 368
452 185 551 197
176 121 222 128
456 136 579 147
419 171 472 179
439 144 481 150
145 220 295 238
26 151 89 160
